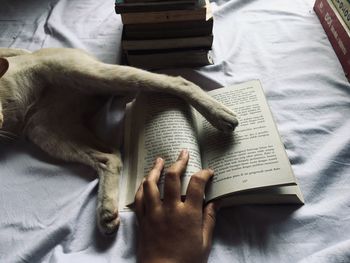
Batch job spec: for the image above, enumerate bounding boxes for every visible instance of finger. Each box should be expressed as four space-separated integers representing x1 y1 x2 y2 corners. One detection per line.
134 178 145 222
163 150 189 205
143 157 164 210
202 202 217 253
147 157 164 183
185 169 214 208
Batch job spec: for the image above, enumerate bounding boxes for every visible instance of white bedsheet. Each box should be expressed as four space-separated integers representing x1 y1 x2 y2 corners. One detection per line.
1 0 350 262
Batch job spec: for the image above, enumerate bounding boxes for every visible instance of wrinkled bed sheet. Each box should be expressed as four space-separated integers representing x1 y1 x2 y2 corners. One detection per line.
0 0 350 262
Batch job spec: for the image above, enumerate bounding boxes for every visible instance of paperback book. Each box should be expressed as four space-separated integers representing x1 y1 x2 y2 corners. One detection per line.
119 80 304 210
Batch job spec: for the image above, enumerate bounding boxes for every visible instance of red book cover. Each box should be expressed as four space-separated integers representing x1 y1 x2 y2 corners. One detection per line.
314 0 350 81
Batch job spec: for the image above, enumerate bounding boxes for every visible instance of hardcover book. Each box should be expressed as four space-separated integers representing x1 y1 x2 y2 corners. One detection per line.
115 0 201 13
315 0 350 81
122 34 213 50
331 0 350 29
120 0 209 24
123 0 197 3
122 12 213 40
125 48 213 69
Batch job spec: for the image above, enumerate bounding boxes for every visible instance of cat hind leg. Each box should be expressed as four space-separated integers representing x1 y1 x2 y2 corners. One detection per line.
0 48 31 57
26 122 122 235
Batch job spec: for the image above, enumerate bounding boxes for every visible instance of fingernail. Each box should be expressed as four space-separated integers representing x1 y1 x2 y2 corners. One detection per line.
156 157 163 164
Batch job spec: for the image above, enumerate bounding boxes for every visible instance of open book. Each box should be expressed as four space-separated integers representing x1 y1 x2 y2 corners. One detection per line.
119 80 304 210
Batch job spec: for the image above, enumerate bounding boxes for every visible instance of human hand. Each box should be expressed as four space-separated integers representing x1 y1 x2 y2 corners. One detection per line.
134 150 217 263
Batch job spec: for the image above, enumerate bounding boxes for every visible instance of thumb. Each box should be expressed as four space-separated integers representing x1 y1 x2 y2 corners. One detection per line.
202 202 217 251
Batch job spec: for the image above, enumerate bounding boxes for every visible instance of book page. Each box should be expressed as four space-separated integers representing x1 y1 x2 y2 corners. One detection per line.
198 80 297 201
119 101 139 211
123 92 202 206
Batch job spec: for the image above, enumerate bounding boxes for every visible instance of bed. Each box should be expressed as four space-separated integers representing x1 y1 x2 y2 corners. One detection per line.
1 0 350 262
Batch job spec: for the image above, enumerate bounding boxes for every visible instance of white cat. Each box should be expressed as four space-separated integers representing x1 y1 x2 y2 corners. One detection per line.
0 48 238 234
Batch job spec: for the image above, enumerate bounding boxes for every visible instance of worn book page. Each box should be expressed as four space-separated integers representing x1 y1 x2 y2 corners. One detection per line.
122 93 202 207
197 80 297 201
119 101 138 211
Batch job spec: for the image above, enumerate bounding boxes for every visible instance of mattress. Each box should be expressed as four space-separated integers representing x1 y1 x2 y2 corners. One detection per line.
1 0 350 262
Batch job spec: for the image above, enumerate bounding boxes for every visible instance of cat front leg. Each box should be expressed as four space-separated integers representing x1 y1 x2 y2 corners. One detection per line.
81 63 239 133
166 76 239 132
39 49 238 133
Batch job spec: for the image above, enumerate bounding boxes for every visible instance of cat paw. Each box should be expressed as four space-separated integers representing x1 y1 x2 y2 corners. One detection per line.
172 76 239 133
206 102 239 133
196 96 238 133
97 206 120 235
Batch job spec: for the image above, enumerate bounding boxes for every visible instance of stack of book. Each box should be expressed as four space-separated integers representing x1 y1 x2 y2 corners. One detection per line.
115 0 214 70
314 0 350 81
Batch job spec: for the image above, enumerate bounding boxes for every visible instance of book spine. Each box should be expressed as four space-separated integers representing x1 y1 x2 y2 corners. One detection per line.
115 1 196 14
126 49 213 70
123 27 212 40
314 0 350 81
121 8 206 24
122 35 213 50
123 0 196 3
331 0 350 29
